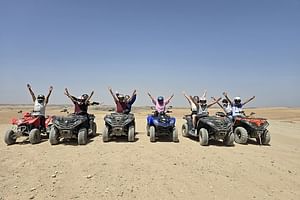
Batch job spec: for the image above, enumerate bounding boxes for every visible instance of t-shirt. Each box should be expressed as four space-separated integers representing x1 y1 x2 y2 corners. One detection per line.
115 100 127 113
232 104 243 117
153 99 170 113
197 105 208 115
32 100 46 116
224 104 233 115
74 102 88 114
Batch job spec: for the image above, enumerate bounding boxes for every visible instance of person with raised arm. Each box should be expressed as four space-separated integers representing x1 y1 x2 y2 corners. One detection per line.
147 92 174 114
223 92 255 117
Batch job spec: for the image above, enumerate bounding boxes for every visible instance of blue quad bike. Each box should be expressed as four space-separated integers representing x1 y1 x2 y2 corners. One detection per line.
181 112 234 146
146 107 179 143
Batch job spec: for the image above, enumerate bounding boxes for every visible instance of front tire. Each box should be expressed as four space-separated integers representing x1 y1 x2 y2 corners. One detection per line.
128 125 135 142
78 128 88 145
4 129 16 145
102 126 109 142
234 127 248 144
223 132 234 146
146 125 150 136
261 130 271 145
149 126 156 142
181 123 189 137
199 128 209 146
172 128 179 142
29 128 41 144
91 122 97 137
49 127 59 145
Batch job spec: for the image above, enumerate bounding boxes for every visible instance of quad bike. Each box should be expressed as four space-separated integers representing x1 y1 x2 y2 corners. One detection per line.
233 111 270 145
102 113 135 142
49 113 97 145
4 112 53 145
146 107 178 143
182 112 234 146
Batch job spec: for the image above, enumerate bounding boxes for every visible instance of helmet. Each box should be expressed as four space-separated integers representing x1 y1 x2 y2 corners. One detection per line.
81 94 89 100
199 97 207 104
118 94 125 102
37 94 45 103
234 96 241 103
157 96 164 102
125 95 130 101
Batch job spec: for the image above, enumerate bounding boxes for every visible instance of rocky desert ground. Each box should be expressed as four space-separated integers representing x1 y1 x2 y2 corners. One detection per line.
0 105 299 200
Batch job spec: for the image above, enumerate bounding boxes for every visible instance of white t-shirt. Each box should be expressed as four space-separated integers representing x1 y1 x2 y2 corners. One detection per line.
32 100 46 116
232 105 243 117
197 105 208 115
224 104 232 115
191 102 197 112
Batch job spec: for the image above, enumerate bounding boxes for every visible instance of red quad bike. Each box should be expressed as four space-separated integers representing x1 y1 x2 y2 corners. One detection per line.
4 112 53 145
233 113 270 145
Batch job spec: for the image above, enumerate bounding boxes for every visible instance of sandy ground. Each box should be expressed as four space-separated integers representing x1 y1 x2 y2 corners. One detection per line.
0 105 299 200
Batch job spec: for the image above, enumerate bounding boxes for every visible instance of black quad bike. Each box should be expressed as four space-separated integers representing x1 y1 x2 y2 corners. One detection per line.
49 114 97 145
102 113 135 142
182 112 234 146
146 107 178 143
233 113 270 145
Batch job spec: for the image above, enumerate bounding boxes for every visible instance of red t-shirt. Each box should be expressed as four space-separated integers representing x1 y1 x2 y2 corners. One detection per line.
115 100 127 113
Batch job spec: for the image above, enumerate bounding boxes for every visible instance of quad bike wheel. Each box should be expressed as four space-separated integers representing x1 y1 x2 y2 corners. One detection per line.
260 130 271 145
223 132 234 146
29 128 41 144
102 126 110 142
4 129 16 145
128 125 135 142
172 128 179 142
234 127 248 144
199 128 209 146
181 123 188 137
78 128 88 145
149 126 156 142
91 122 97 137
49 127 59 145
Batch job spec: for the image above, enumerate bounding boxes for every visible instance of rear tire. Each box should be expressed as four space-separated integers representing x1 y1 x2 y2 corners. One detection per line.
181 123 188 137
91 122 97 137
234 127 248 144
4 129 16 145
172 128 179 142
199 128 209 146
102 126 109 142
262 130 271 145
29 128 41 144
223 132 234 146
128 126 135 142
78 128 88 145
150 126 156 142
49 127 59 145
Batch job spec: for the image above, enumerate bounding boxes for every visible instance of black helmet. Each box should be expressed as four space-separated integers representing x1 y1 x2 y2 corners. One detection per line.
81 94 89 100
157 96 164 102
222 99 228 103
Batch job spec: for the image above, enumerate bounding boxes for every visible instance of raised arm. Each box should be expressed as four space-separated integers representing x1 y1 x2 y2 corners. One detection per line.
128 89 137 102
165 94 174 105
64 88 77 103
183 91 193 105
208 97 221 108
45 86 53 105
242 96 255 106
211 97 226 112
108 87 118 102
147 92 156 105
27 84 36 102
223 92 233 105
85 91 94 104
202 90 207 98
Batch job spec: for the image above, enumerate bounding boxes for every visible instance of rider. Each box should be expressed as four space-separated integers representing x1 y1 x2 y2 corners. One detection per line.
124 90 137 114
147 92 174 114
109 87 137 113
64 88 96 115
27 84 53 130
211 97 233 119
183 91 199 131
223 92 255 117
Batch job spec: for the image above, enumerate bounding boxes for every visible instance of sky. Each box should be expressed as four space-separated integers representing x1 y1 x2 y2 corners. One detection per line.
0 0 299 107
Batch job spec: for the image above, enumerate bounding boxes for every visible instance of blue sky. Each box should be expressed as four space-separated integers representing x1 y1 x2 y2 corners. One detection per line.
0 0 299 107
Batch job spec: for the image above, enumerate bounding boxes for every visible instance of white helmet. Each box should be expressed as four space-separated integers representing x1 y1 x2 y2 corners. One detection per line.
234 96 241 101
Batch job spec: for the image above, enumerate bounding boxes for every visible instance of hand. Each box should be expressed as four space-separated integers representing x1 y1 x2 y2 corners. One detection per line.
252 96 256 99
27 84 31 89
90 91 94 96
223 92 227 96
64 88 69 96
108 87 112 91
49 86 53 92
